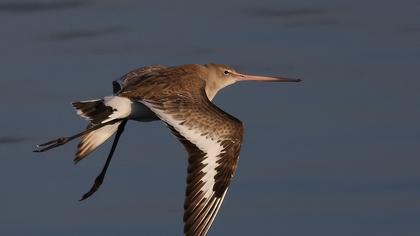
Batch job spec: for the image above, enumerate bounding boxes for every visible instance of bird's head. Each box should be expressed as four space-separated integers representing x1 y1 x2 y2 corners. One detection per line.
203 63 302 100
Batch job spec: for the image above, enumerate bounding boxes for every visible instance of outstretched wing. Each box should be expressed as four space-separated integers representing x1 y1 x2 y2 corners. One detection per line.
136 88 243 236
112 65 167 93
74 122 120 163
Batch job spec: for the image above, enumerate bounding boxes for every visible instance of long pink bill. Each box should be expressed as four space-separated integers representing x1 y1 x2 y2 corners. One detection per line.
236 73 302 82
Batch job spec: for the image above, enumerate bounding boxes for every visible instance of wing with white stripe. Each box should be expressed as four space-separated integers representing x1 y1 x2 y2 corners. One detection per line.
138 88 243 236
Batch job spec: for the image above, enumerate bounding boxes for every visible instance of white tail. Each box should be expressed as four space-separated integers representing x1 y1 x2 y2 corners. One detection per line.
71 96 132 162
72 96 132 125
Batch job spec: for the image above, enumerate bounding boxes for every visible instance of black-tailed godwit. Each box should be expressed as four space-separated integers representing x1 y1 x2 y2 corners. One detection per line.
34 63 301 236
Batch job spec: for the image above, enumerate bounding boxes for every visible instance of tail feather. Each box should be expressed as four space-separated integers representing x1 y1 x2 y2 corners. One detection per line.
70 96 132 162
74 122 121 163
72 99 116 125
72 96 132 124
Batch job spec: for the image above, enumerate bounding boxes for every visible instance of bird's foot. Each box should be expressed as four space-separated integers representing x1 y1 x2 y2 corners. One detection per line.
79 173 105 201
33 137 70 152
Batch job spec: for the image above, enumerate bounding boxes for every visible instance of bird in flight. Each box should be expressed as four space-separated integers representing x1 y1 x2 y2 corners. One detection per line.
34 63 301 236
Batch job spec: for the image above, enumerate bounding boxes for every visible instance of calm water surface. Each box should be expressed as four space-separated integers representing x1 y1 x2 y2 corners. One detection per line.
1 0 419 235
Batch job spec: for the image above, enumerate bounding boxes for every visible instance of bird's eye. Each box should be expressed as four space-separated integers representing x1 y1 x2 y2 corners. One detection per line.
224 70 229 75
